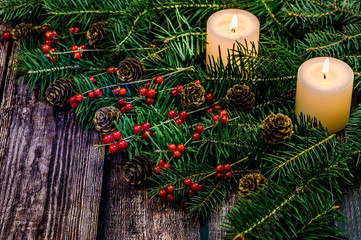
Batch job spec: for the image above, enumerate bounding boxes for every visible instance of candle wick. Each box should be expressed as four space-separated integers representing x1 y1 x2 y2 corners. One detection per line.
231 28 235 33
323 73 326 79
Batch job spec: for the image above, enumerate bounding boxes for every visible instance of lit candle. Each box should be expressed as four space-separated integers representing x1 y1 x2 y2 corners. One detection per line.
206 9 260 65
295 57 354 133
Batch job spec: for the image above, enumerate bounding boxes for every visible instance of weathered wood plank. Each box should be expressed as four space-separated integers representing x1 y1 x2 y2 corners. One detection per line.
96 153 201 240
0 39 104 239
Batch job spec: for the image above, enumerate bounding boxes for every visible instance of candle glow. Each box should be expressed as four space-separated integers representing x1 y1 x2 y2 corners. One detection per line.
230 14 237 33
322 57 329 80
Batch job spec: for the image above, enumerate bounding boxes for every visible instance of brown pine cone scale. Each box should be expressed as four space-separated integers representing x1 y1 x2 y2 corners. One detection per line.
12 23 40 42
86 22 109 47
124 155 154 186
225 84 255 112
179 82 206 108
238 173 268 199
117 58 145 82
262 113 293 144
93 106 122 135
45 78 74 107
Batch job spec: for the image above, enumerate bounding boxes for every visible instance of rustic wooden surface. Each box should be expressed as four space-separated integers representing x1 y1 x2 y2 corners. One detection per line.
0 21 360 240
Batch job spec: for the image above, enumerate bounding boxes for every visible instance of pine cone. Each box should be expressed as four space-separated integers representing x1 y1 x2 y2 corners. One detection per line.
179 82 206 108
225 85 255 112
93 106 122 135
262 113 293 144
238 173 268 199
45 78 74 107
124 155 154 186
12 23 39 41
117 58 145 82
86 22 109 46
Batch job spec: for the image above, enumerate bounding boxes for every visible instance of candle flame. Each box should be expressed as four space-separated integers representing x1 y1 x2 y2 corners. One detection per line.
322 58 329 79
230 14 237 33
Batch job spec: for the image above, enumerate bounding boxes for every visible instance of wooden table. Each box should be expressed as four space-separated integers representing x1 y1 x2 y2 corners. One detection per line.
0 22 360 240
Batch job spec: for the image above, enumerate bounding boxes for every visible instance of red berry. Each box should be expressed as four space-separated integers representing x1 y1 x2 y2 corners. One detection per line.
175 118 183 126
160 197 166 203
176 85 183 93
69 96 76 103
206 107 214 114
192 132 200 140
52 31 57 37
219 110 227 117
145 82 151 89
133 124 142 134
168 143 176 151
2 31 12 41
195 125 203 133
213 104 221 111
103 134 113 144
74 27 80 33
118 98 126 105
212 114 220 122
51 48 56 53
177 144 185 152
198 185 203 191
112 131 121 140
170 89 178 97
178 111 188 119
158 159 165 166
44 39 52 45
154 76 163 84
88 91 95 99
147 89 156 98
142 122 150 130
205 93 214 103
117 140 127 149
113 88 119 95
120 106 127 113
166 194 174 202
216 165 224 173
191 183 199 192
167 110 177 119
89 77 95 83
68 27 74 33
52 39 59 44
223 164 231 171
70 45 78 51
119 88 127 95
110 55 117 60
216 172 224 179
41 44 51 53
225 172 233 179
142 130 151 140
194 80 201 84
108 67 116 74
165 185 174 194
79 44 86 50
74 52 82 59
125 103 132 111
45 31 53 39
163 162 171 170
146 97 154 105
75 94 83 102
221 116 228 124
159 189 167 197
187 189 195 196
40 25 48 33
108 144 118 154
94 88 102 97
173 150 181 159
139 87 148 96
184 179 192 187
70 101 78 109
153 166 160 174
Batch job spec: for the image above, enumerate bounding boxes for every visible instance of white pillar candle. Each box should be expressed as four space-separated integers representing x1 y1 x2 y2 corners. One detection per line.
206 9 260 65
295 57 354 133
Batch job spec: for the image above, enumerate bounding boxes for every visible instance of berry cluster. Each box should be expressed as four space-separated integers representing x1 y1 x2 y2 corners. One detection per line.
159 185 174 202
139 87 156 105
103 130 128 153
70 44 86 59
215 164 232 179
107 67 117 74
132 122 152 140
167 143 185 159
184 179 203 196
211 108 228 125
69 94 84 109
153 159 171 174
88 88 103 99
170 85 182 97
68 27 80 34
43 29 59 62
192 124 203 140
167 110 188 126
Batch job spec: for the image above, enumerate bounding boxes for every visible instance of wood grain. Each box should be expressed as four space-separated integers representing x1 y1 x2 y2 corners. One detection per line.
0 36 104 239
96 153 201 240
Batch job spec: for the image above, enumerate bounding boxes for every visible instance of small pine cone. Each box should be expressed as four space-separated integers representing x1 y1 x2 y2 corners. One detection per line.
225 85 255 112
12 23 39 41
238 173 268 199
117 58 145 82
45 78 74 107
86 22 109 46
179 82 206 108
124 155 154 186
262 113 293 144
93 106 122 135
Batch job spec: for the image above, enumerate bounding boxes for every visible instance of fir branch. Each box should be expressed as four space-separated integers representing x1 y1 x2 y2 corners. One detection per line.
306 32 361 52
